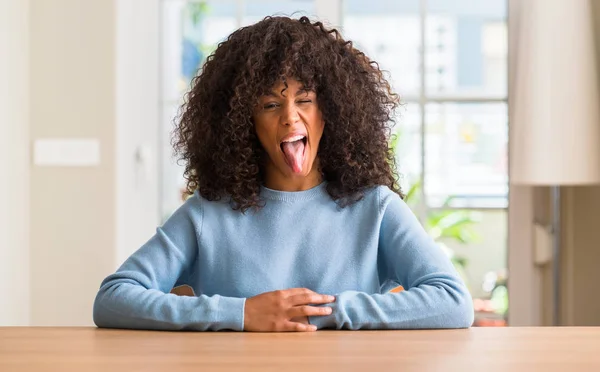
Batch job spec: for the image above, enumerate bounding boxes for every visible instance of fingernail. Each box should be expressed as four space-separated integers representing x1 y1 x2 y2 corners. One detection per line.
328 295 336 301
310 325 317 331
325 307 333 314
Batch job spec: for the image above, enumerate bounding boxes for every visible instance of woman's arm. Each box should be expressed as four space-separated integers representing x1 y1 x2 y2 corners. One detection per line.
93 195 245 331
308 189 474 330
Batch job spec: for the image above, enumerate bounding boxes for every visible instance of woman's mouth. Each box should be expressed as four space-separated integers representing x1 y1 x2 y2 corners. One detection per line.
280 135 307 173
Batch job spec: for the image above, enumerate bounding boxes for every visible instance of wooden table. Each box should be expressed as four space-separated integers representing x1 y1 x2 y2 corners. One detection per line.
1 327 599 371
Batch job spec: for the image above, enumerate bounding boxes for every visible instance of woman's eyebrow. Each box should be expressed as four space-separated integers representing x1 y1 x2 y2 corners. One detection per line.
295 88 310 96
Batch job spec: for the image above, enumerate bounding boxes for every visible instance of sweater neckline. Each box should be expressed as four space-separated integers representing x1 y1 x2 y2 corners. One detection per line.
260 181 328 202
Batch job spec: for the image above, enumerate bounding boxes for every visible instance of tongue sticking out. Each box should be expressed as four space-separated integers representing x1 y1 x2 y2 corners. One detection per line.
281 140 305 173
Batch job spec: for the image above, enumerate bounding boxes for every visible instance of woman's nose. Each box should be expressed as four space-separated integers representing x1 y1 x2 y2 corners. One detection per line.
281 104 300 126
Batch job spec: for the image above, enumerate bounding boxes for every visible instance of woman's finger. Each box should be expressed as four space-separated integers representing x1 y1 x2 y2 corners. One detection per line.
288 293 336 306
284 321 317 332
280 288 315 298
288 305 333 318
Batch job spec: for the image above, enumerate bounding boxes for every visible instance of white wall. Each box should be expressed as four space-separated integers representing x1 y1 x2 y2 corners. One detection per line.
0 0 31 326
28 0 117 326
25 0 159 326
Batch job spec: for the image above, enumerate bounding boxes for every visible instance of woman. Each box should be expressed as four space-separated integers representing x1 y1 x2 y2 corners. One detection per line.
93 16 474 332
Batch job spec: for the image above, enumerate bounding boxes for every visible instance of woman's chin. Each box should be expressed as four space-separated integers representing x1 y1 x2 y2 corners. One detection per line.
286 168 309 178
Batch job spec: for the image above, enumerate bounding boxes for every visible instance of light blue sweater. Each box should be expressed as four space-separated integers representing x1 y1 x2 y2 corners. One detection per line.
93 182 474 331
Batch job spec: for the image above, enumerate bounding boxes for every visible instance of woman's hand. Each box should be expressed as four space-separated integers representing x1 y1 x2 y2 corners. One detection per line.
244 288 335 332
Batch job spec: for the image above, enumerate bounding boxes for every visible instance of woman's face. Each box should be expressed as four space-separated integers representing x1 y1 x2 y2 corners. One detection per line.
253 78 325 181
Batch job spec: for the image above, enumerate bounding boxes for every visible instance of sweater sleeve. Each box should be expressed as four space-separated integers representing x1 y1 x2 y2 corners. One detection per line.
93 194 246 331
309 188 474 330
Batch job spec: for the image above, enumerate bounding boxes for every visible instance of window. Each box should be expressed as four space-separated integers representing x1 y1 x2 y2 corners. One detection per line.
425 102 508 209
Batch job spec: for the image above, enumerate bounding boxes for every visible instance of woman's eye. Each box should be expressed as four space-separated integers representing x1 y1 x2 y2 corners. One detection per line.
297 100 312 104
263 103 279 110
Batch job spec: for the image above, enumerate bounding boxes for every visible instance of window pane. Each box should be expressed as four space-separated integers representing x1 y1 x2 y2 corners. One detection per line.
426 0 507 97
425 103 508 208
242 0 316 26
342 0 421 97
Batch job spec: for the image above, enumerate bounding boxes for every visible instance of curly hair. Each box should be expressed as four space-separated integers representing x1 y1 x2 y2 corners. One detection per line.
173 16 403 211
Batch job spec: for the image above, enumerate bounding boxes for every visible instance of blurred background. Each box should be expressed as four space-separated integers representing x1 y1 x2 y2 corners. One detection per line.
1 0 599 328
